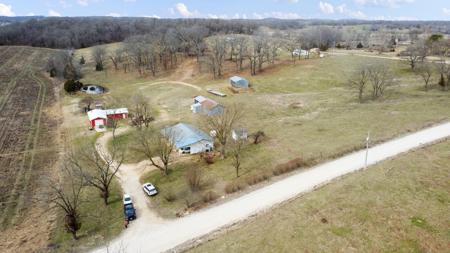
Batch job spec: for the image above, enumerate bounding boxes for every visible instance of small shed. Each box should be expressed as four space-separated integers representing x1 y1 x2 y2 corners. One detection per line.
162 123 214 154
191 96 224 116
230 76 249 89
232 128 248 141
105 108 129 120
87 109 107 132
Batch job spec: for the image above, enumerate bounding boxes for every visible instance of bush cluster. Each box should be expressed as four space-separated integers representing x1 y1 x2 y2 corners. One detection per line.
224 181 246 194
245 173 270 186
202 191 220 203
64 79 83 93
272 157 307 176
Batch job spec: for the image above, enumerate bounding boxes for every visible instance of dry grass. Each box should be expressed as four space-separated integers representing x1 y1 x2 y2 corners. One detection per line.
188 140 450 253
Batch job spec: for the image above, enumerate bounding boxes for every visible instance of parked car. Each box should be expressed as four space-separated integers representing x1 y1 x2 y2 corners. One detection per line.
123 194 132 206
124 203 136 221
143 183 158 196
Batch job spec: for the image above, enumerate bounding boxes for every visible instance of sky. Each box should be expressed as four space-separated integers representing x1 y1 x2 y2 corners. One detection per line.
0 0 449 21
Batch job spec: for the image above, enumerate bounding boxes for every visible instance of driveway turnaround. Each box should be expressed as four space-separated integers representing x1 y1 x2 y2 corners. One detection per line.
92 122 450 253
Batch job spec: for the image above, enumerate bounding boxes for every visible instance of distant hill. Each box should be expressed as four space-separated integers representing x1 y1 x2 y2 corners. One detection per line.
0 16 45 26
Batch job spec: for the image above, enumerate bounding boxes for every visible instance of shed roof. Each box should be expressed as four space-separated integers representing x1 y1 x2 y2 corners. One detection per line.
87 109 107 121
162 123 213 148
230 76 246 82
105 108 129 115
194 96 207 103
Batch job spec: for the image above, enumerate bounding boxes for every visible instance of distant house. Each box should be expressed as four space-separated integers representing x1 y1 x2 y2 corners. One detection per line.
292 49 309 57
191 96 224 116
87 108 129 132
87 109 108 132
230 76 249 89
232 128 248 141
162 123 214 154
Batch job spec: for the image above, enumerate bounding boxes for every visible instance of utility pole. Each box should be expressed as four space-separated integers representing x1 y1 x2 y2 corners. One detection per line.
365 131 370 169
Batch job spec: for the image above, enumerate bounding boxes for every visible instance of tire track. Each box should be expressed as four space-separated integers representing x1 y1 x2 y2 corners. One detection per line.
0 52 44 228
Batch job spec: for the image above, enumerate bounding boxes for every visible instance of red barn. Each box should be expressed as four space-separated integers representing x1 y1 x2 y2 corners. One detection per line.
87 108 129 132
87 109 108 131
106 108 129 120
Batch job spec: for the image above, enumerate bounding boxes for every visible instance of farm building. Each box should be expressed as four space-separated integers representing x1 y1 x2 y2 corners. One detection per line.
191 96 224 116
87 108 129 132
105 108 129 120
162 123 213 154
87 109 108 132
230 76 249 89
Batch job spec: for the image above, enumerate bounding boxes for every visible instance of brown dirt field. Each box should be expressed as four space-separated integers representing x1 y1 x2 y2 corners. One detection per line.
0 46 62 253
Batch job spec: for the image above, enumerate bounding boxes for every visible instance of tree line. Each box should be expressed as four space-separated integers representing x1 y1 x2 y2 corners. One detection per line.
1 17 450 49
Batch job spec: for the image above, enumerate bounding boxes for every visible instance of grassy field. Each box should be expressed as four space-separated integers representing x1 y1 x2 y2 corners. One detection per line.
188 139 450 253
73 43 450 218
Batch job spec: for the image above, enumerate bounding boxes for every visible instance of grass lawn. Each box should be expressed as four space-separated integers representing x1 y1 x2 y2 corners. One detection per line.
78 44 450 218
188 139 450 253
49 130 124 252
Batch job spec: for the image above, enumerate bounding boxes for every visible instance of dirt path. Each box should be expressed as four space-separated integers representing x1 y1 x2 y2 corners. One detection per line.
91 122 450 253
96 128 165 227
136 80 202 91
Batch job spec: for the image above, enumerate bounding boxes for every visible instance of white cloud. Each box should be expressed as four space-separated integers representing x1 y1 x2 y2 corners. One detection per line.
251 12 301 19
335 4 367 19
0 3 15 16
443 8 450 16
48 10 61 17
77 0 89 6
108 13 121 17
144 15 160 19
319 1 334 14
275 0 299 3
59 0 71 8
174 3 199 18
26 12 35 16
77 0 101 7
354 0 414 8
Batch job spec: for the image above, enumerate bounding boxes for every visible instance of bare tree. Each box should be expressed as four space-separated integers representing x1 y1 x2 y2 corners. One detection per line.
234 35 248 71
403 41 428 70
349 67 370 102
48 163 84 240
177 26 209 63
130 93 153 128
109 48 123 71
92 46 107 71
136 128 175 175
205 105 242 159
70 143 124 205
231 139 245 178
206 36 227 78
368 65 394 99
414 63 433 91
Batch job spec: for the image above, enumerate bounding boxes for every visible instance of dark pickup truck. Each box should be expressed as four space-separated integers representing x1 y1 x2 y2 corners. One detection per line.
124 203 136 221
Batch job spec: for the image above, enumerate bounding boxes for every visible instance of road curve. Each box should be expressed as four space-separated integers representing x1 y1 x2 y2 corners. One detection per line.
91 121 450 253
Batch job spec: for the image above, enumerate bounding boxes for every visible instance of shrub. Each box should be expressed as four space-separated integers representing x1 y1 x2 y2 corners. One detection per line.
224 181 246 194
245 173 270 186
64 79 83 93
185 167 203 192
202 152 215 164
272 157 307 176
163 189 176 202
357 42 364 49
202 191 219 203
79 56 86 65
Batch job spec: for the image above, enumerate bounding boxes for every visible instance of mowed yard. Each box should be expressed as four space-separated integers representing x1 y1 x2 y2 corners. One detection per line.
76 46 450 218
188 139 450 253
